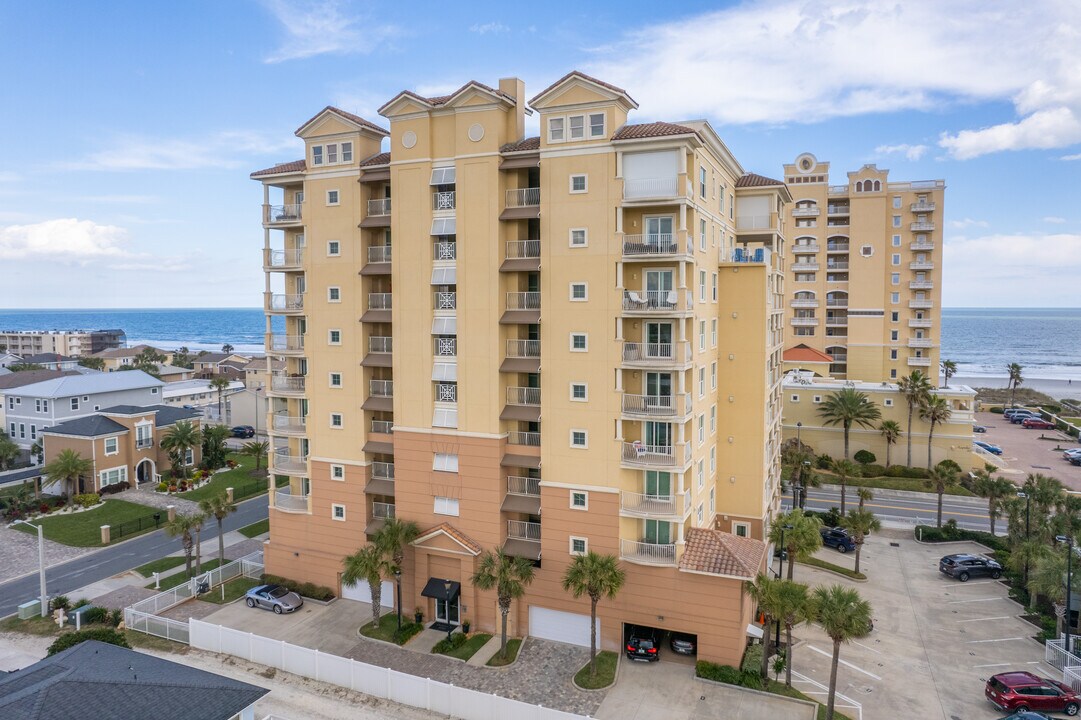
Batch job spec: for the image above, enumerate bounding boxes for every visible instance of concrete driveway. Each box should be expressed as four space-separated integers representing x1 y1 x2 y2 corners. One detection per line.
790 530 1054 720
205 597 374 656
975 411 1081 489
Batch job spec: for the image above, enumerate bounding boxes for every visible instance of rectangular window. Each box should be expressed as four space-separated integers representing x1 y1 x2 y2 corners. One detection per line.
712 273 718 302
326 143 338 163
570 333 588 351
711 362 717 389
700 219 706 250
329 372 342 387
699 320 706 351
734 523 750 537
711 320 717 347
312 146 323 165
29 425 35 440
892 215 901 227
570 491 588 509
70 398 79 411
893 196 902 208
570 537 588 555
697 504 704 525
569 228 587 247
710 446 716 474
328 287 341 302
697 460 704 488
570 383 588 401
570 283 588 301
35 399 40 412
331 464 345 480
569 115 585 139
332 504 346 521
570 430 588 448
327 240 340 256
890 369 898 379
885 398 894 406
549 117 564 142
326 190 340 206
341 142 353 162
699 367 706 397
104 437 118 455
813 395 822 403
891 349 898 360
699 270 706 301
328 330 341 345
892 234 901 247
891 273 900 285
709 487 715 514
433 453 459 473
891 292 900 303
699 167 707 197
891 330 899 341
589 112 605 137
892 253 900 265
710 405 716 433
434 496 460 516
698 415 705 444
570 174 587 193
891 311 899 322
330 413 343 428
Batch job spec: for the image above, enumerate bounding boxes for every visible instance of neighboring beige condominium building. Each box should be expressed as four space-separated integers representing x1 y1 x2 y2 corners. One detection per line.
251 71 790 664
0 329 125 357
781 154 944 385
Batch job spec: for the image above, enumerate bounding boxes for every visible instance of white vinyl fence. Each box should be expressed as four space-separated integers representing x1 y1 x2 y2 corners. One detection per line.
191 619 589 720
1045 638 1081 692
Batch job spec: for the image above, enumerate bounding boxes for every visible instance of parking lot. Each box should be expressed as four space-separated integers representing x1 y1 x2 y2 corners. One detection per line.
975 411 1081 490
204 596 374 655
791 530 1055 720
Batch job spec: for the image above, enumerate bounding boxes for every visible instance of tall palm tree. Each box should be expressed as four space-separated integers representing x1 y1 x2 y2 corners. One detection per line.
201 424 230 470
856 488 873 511
812 585 873 720
747 573 782 680
193 513 206 575
241 440 269 472
209 376 231 419
42 449 94 505
897 371 932 467
1028 549 1069 637
816 388 882 461
562 552 626 678
940 359 957 388
1007 363 1024 408
374 517 421 572
926 461 960 527
971 465 1014 536
342 544 393 626
841 508 881 575
829 459 860 515
775 580 814 689
199 492 237 564
919 395 953 471
768 509 822 580
165 512 203 577
878 420 902 468
471 548 536 659
160 420 202 480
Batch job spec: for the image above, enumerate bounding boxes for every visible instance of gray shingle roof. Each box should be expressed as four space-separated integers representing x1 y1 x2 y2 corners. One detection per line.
0 370 79 391
0 639 268 720
19 353 78 365
5 371 162 399
44 415 128 438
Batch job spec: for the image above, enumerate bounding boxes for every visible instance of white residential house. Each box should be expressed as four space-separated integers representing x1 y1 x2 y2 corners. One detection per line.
161 378 244 423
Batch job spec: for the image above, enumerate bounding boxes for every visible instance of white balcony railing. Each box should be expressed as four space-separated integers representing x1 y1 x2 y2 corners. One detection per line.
506 292 540 311
371 419 393 434
433 191 455 211
434 241 456 261
372 462 395 480
911 242 935 251
434 337 457 357
909 319 933 328
736 214 777 230
369 336 392 353
505 188 540 207
622 290 684 313
791 317 819 327
370 379 393 398
436 383 457 403
620 491 683 517
267 249 303 268
372 501 396 520
911 202 936 212
826 244 850 253
265 204 302 224
621 442 676 467
271 414 306 434
621 234 691 258
434 291 456 310
368 293 392 310
911 221 935 231
272 451 308 474
506 339 540 358
909 261 935 270
791 262 819 271
791 207 820 217
621 342 689 365
507 387 540 406
825 318 848 327
910 281 934 290
620 539 676 566
908 357 932 366
508 431 540 447
826 298 849 307
368 245 392 263
136 438 154 450
268 294 304 312
621 394 686 418
275 488 309 513
270 375 305 394
792 244 819 253
826 262 849 270
507 476 540 496
367 198 391 216
507 520 541 541
827 205 850 215
506 240 540 259
791 299 819 308
908 338 933 348
623 176 679 199
268 334 304 353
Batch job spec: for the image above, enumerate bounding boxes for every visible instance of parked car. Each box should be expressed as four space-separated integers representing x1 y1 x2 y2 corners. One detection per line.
1022 418 1055 430
231 425 255 438
939 553 1002 582
1062 448 1081 459
973 425 988 433
997 712 1053 720
1003 408 1038 420
975 441 1003 455
986 671 1080 715
244 584 303 614
1011 412 1041 424
820 527 857 554
625 627 660 662
669 632 697 655
1070 455 1081 467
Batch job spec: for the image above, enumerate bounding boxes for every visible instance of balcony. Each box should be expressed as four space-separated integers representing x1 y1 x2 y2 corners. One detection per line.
908 357 932 367
368 293 392 310
270 375 305 396
621 393 690 420
506 239 540 260
506 387 540 406
271 414 306 436
908 338 933 348
828 354 848 363
434 241 456 262
911 202 936 212
827 205 850 215
791 206 820 217
621 341 691 368
909 319 932 328
434 337 457 357
436 383 457 403
369 336 392 354
434 291 456 312
268 334 304 356
826 297 849 307
367 245 392 263
909 281 934 290
621 234 692 260
503 520 542 561
372 462 394 480
371 419 394 434
264 204 302 226
622 176 678 201
135 438 154 450
791 298 819 308
910 221 935 232
432 191 455 211
620 539 676 567
502 475 541 514
367 198 391 216
909 261 934 270
826 261 849 270
505 187 540 207
273 488 310 514
826 218 850 227
272 451 308 475
911 241 935 251
619 490 688 519
264 248 303 271
620 441 690 470
736 214 779 231
791 261 819 272
909 299 933 309
622 290 691 316
825 318 848 327
502 291 541 324
366 501 396 535
792 243 819 254
826 244 850 253
728 247 771 264
366 462 395 496
266 293 304 315
507 431 540 447
370 379 393 398
506 339 540 358
791 317 819 327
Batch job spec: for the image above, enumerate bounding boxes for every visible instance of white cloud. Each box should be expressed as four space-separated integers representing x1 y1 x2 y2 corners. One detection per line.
949 218 989 230
1063 153 1081 161
875 143 928 161
587 0 1081 158
261 0 397 63
66 131 295 171
944 232 1081 306
470 22 508 35
0 219 128 261
1044 216 1067 224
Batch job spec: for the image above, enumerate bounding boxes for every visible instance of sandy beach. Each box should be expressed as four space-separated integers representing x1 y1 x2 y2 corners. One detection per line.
954 375 1081 402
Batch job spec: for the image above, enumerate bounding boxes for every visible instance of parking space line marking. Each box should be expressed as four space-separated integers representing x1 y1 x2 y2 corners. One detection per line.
973 662 1011 668
957 616 1012 622
807 645 882 680
947 597 1002 603
965 637 1024 644
852 640 882 655
950 581 998 586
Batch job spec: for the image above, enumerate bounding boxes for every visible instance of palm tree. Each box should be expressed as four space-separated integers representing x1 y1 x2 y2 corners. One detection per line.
1007 363 1024 408
841 508 881 575
562 552 626 678
925 461 960 527
878 420 901 468
1028 549 1069 637
972 465 1014 536
471 548 536 660
222 343 234 353
199 492 237 564
813 585 873 720
0 431 22 471
775 580 814 689
193 513 206 575
816 388 882 461
747 573 782 680
829 459 860 515
919 395 953 471
241 440 269 472
201 424 230 470
940 359 957 388
165 512 203 577
342 544 393 626
374 517 421 572
42 449 94 505
768 509 822 580
209 376 231 419
857 488 873 511
897 371 932 467
160 420 202 480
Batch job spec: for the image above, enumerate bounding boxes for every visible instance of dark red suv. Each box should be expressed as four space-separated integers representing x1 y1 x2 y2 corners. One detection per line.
986 671 1080 715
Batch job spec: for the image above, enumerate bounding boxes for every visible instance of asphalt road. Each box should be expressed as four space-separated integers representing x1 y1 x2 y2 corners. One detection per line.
782 486 995 532
0 494 268 618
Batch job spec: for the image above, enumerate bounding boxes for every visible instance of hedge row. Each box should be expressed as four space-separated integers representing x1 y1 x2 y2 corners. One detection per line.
260 573 336 602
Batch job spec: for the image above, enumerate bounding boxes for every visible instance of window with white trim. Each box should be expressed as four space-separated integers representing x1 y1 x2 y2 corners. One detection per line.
548 117 564 142
331 464 345 481
332 504 346 521
433 453 459 473
570 283 588 301
710 405 716 433
99 466 128 487
892 253 900 266
330 413 343 428
570 490 588 509
700 219 706 250
709 487 715 514
733 522 750 537
711 319 717 347
885 398 894 407
328 286 341 302
891 273 900 285
712 273 718 302
892 215 901 227
70 398 79 411
813 395 822 403
569 115 585 139
570 333 588 351
699 167 707 198
710 446 716 474
327 240 340 256
326 190 340 206
434 496 460 516
570 174 587 193
104 437 118 455
570 383 587 401
697 459 705 488
699 320 706 350
184 448 194 465
699 367 705 397
329 372 342 387
570 430 588 448
711 362 717 389
570 536 588 555
698 414 705 444
342 142 352 162
569 228 587 247
312 146 323 165
892 234 901 247
589 113 605 137
697 504 704 525
891 292 900 303
328 329 341 345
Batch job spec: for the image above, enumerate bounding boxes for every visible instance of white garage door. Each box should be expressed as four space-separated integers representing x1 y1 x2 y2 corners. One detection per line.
342 580 395 607
529 606 599 647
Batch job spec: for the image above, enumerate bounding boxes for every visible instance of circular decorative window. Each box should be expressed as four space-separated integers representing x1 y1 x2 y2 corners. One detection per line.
402 130 417 149
860 245 873 257
795 153 817 174
468 123 484 142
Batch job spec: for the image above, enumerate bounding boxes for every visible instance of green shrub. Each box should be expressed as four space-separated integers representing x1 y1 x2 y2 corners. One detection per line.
74 598 90 609
915 524 1008 552
807 508 842 528
260 573 335 602
990 407 1004 414
741 670 763 689
51 595 70 611
98 481 130 496
156 481 169 492
109 608 124 627
861 463 886 478
903 466 928 479
433 632 469 654
741 642 763 673
72 494 100 508
1042 404 1062 414
696 660 745 685
815 454 834 470
853 450 876 465
393 621 423 644
47 628 130 656
82 606 108 624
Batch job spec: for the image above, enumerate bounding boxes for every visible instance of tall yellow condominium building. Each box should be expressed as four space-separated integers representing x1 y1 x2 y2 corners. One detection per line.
251 72 789 664
781 154 944 384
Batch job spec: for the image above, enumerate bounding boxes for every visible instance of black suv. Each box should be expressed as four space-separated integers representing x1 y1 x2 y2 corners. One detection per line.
939 553 1002 582
820 527 857 553
625 627 659 662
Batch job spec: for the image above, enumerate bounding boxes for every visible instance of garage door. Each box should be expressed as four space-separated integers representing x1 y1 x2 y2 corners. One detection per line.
342 580 395 607
529 606 599 647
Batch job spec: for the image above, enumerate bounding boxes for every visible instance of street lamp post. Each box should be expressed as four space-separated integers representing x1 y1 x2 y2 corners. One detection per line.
15 519 47 617
775 524 793 650
796 421 802 451
1019 491 1032 587
1059 535 1075 652
394 568 402 631
442 580 453 641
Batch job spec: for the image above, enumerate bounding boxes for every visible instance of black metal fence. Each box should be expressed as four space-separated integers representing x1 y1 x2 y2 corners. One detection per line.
110 512 165 542
230 477 270 502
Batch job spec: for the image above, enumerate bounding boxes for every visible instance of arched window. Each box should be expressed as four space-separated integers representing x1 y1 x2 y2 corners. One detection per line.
855 181 863 192
873 180 881 191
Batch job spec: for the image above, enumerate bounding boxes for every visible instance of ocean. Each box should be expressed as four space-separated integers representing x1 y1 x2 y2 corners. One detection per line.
0 306 1078 381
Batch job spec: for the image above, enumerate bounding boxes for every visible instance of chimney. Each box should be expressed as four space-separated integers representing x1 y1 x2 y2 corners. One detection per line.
499 77 526 143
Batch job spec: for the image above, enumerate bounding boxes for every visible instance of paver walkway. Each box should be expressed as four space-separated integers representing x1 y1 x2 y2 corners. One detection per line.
0 525 95 584
118 484 199 513
88 585 159 610
344 636 603 716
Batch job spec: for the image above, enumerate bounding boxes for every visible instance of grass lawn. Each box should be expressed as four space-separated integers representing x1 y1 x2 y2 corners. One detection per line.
180 454 265 503
238 518 269 538
0 614 62 637
134 556 187 578
486 638 522 667
434 633 492 661
11 499 159 547
201 576 261 604
574 650 618 689
360 613 423 645
800 555 867 580
146 558 226 590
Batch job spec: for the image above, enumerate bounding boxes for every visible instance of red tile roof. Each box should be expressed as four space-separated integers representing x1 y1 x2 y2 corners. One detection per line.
359 152 391 167
736 172 786 188
783 344 834 363
612 121 699 141
501 136 540 153
379 82 515 115
679 528 766 579
528 71 637 107
250 159 306 178
294 106 389 137
415 522 483 555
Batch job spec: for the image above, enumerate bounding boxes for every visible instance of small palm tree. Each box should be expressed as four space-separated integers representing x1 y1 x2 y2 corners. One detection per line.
42 449 94 506
562 552 626 678
829 459 860 515
940 359 957 388
925 461 960 527
972 465 1014 536
160 420 202 480
1007 362 1024 408
816 388 882 461
856 487 873 511
775 580 814 689
768 509 822 580
374 517 421 572
241 440 269 472
342 544 393 626
812 585 873 720
841 509 881 575
897 371 932 467
1028 549 1068 637
471 548 536 660
919 394 953 471
222 343 234 353
209 376 231 419
878 420 902 468
747 573 782 680
199 492 237 564
165 512 203 577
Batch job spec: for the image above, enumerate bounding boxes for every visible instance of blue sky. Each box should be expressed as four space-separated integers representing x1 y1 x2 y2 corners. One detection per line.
1 0 1079 308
